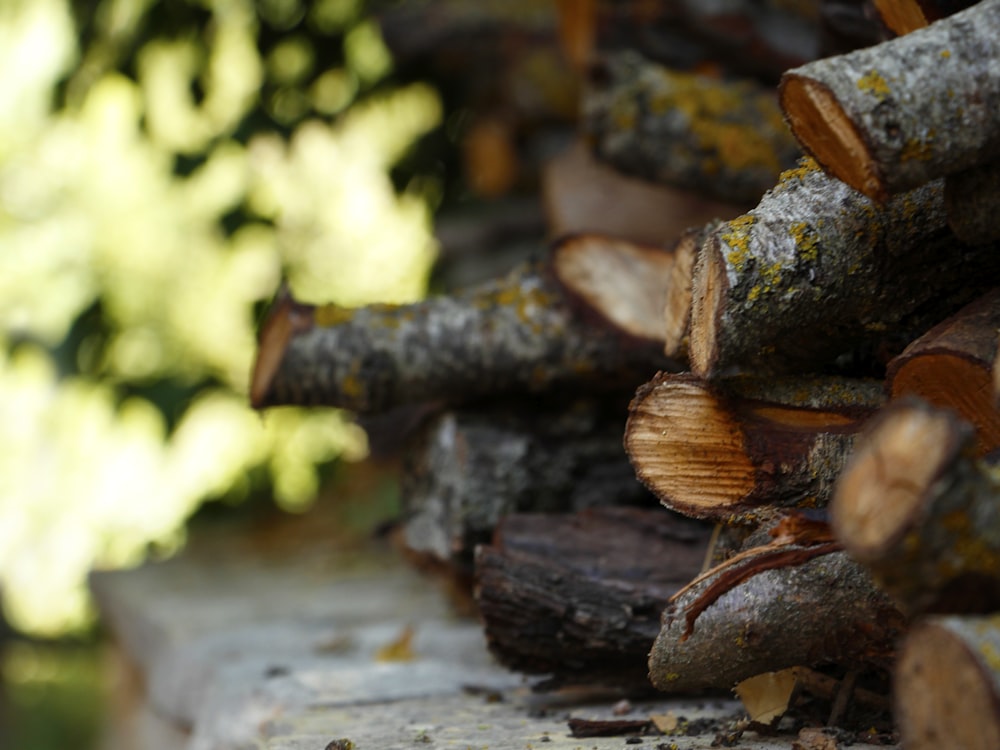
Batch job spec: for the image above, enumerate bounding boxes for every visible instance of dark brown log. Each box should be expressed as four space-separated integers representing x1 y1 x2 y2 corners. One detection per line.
872 0 977 34
401 396 653 565
689 159 1000 377
895 614 1000 750
541 141 743 247
886 288 1000 455
832 398 1000 615
648 540 905 693
945 160 1000 245
583 52 802 205
625 372 883 525
475 507 711 690
251 259 676 412
780 1 1000 202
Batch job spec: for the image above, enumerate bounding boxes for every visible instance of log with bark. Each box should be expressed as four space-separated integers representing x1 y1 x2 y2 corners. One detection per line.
583 51 802 205
886 287 1000 455
624 372 883 525
894 614 1000 750
475 506 711 690
780 1 1000 202
251 238 679 412
648 531 906 693
401 396 653 566
832 398 1000 615
688 158 1000 377
662 222 722 360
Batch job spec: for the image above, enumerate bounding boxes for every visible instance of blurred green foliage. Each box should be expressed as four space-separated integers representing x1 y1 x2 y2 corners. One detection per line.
0 0 442 635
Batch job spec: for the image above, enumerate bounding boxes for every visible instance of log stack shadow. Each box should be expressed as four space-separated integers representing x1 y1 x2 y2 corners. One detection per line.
251 0 1000 744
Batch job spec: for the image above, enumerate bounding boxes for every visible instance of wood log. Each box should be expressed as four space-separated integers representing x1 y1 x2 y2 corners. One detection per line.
541 140 744 247
780 1 1000 202
945 159 1000 245
831 398 1000 615
401 396 653 565
689 158 1000 377
872 0 977 34
648 539 905 693
251 255 677 412
625 372 883 525
895 614 1000 750
663 221 723 359
583 51 802 205
886 287 1000 455
475 507 711 690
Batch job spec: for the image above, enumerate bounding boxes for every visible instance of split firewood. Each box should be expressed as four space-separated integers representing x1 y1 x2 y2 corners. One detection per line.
401 396 652 566
251 246 678 412
886 287 1000 455
541 141 743 246
689 158 1000 377
832 398 1000 615
625 372 883 525
648 537 905 693
895 614 1000 750
780 0 1000 202
475 507 711 690
872 0 977 35
583 52 803 205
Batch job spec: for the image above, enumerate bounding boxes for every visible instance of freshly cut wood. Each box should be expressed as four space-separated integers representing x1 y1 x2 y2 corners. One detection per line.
832 398 1000 615
689 159 1000 377
541 141 743 247
648 541 905 692
886 288 1000 455
625 373 882 524
662 222 723 359
583 52 802 204
402 396 651 565
895 614 1000 750
873 0 977 34
251 260 676 412
780 1 1000 202
475 507 711 690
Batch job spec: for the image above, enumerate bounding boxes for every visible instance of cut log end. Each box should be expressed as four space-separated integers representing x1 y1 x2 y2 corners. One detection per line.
250 291 315 409
780 75 883 202
872 0 932 34
895 617 1000 750
689 238 726 377
552 233 674 343
626 376 756 519
663 222 718 359
831 400 961 559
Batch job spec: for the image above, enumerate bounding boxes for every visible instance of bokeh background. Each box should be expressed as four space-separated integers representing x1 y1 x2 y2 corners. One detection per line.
0 0 468 744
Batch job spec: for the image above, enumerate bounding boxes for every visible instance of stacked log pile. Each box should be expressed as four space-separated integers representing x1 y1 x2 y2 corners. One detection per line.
251 0 1000 742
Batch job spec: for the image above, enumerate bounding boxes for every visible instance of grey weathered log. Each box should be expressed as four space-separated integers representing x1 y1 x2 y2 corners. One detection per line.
689 158 1000 377
648 542 905 693
832 398 1000 615
251 260 676 412
584 52 802 205
780 0 1000 202
895 614 1000 750
402 396 652 565
625 372 882 525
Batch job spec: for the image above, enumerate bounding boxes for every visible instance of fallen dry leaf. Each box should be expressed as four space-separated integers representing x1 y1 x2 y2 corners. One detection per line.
734 668 799 724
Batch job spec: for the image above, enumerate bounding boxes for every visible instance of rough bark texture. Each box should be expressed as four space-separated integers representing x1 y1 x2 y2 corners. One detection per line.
780 0 1000 202
475 507 711 690
625 372 882 525
648 543 905 693
872 0 977 34
832 399 1000 616
583 52 802 205
689 159 1000 377
895 615 1000 750
886 287 1000 455
251 262 675 412
401 396 652 565
945 160 1000 245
